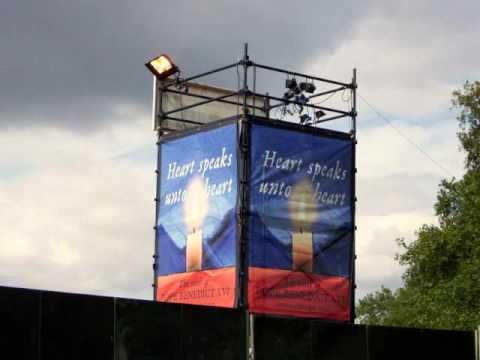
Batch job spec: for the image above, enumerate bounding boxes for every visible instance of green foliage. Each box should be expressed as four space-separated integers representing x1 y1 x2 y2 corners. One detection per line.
356 82 480 330
356 287 396 326
452 81 480 170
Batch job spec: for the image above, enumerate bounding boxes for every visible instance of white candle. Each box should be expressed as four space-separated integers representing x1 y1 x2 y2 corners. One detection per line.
292 231 313 272
184 177 208 273
186 228 203 272
289 180 317 273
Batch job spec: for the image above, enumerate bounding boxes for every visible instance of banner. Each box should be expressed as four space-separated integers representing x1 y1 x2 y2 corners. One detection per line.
248 121 353 320
155 122 238 308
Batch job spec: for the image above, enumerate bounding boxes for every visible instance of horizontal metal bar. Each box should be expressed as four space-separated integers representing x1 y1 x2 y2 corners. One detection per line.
314 113 349 124
160 127 178 132
254 92 351 116
161 116 203 125
252 62 351 87
163 88 264 111
162 62 241 90
162 91 241 117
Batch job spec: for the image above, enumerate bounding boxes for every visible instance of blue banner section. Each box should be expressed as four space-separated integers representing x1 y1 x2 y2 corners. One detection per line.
156 123 238 276
249 123 353 277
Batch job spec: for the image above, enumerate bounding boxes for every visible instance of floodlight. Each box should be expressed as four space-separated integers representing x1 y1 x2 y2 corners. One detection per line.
315 110 326 119
145 54 179 79
296 94 308 105
286 78 297 90
300 82 316 94
299 113 311 124
283 90 294 100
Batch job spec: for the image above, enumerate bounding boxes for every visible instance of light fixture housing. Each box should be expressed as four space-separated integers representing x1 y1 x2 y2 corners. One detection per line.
300 113 311 125
296 94 308 105
283 90 295 100
286 78 297 90
299 82 316 94
145 54 179 79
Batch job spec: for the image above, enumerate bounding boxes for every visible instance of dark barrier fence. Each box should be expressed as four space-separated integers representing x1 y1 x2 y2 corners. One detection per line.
116 299 246 360
253 316 475 360
0 286 475 360
0 286 246 360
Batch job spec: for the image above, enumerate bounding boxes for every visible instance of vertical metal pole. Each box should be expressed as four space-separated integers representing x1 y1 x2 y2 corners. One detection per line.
253 65 257 116
350 68 357 323
352 69 357 135
153 135 160 301
242 43 249 116
239 42 250 307
248 313 255 360
152 76 158 131
240 43 251 360
264 92 270 119
152 75 162 301
475 326 479 360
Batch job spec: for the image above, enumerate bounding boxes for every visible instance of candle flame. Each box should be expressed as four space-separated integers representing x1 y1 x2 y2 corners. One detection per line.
184 177 209 233
289 179 317 232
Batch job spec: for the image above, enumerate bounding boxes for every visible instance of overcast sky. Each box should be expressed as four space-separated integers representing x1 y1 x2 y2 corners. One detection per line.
1 0 479 301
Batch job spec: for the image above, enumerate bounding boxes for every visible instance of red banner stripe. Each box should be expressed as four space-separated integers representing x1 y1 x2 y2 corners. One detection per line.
156 267 236 308
248 267 350 321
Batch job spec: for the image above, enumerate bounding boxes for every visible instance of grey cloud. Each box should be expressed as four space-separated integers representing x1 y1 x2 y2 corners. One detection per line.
0 94 147 134
368 0 480 85
357 173 439 216
356 272 404 300
0 253 152 300
3 0 479 131
371 0 480 30
0 120 156 299
0 0 372 130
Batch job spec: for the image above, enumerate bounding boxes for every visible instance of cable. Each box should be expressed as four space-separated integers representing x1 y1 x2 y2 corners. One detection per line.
236 64 240 116
358 92 455 178
312 91 337 106
341 87 351 103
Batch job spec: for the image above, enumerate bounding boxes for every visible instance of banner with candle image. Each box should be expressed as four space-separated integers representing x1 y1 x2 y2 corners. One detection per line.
155 122 238 308
248 121 354 321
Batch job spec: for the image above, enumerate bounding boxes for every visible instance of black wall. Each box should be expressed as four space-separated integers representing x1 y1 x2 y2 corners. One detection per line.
0 286 475 360
254 316 475 360
0 286 246 360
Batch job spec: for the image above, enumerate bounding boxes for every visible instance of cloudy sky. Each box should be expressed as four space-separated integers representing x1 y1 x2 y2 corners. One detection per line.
1 0 479 301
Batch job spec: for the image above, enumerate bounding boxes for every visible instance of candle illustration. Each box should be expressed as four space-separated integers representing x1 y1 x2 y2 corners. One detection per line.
184 176 209 272
288 180 317 272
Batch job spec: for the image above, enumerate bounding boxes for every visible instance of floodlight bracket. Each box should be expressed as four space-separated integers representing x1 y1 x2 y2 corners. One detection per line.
239 59 253 67
239 89 252 96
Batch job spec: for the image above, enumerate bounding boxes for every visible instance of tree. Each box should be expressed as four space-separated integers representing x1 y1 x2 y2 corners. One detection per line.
356 81 480 330
452 81 480 171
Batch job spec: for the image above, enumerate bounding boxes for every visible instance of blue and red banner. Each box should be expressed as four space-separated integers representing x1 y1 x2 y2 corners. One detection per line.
248 122 353 320
155 122 238 308
155 117 354 319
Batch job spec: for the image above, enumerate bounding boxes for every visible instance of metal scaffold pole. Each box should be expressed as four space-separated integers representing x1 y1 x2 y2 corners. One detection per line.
350 68 357 322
